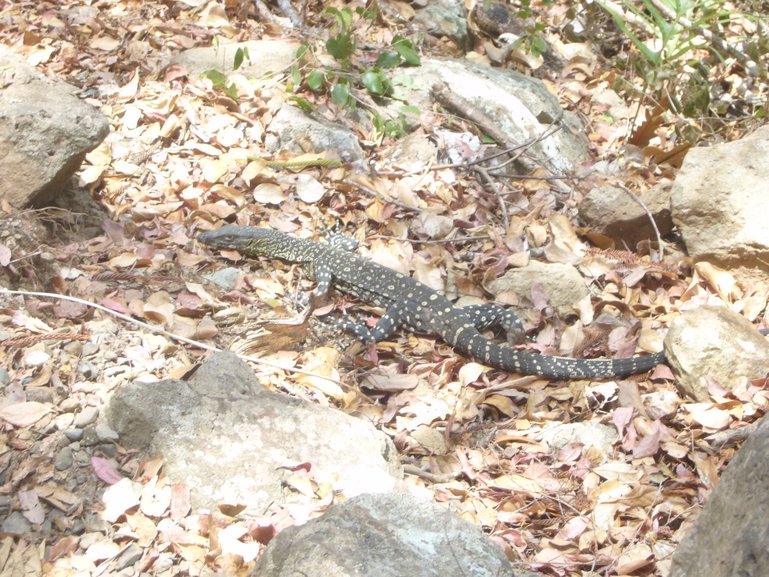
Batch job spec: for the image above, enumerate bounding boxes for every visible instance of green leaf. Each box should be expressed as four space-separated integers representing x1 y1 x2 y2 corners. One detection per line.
392 36 420 65
233 47 249 70
330 83 350 107
339 7 353 31
289 96 314 112
295 45 309 60
306 69 325 91
361 69 390 96
399 105 421 115
376 51 401 68
290 65 302 87
326 34 355 62
530 35 548 57
357 6 378 21
202 69 227 87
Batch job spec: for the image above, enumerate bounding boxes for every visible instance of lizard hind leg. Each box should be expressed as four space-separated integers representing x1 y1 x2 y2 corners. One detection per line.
460 303 526 345
328 304 406 343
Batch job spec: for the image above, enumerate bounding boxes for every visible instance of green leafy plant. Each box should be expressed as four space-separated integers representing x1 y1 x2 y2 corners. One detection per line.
202 46 251 100
593 0 733 116
288 6 421 137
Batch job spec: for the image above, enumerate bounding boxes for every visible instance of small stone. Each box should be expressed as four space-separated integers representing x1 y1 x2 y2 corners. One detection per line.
25 388 53 403
97 443 117 458
80 427 100 447
54 413 74 431
205 267 241 290
73 406 99 427
114 543 143 571
82 342 100 357
64 429 84 442
77 360 98 379
24 346 51 367
95 423 119 442
63 340 83 355
55 446 74 470
59 397 80 412
0 367 9 385
2 511 31 534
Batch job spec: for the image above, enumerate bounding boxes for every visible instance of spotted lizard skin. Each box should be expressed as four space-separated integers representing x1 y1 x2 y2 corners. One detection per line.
199 226 665 379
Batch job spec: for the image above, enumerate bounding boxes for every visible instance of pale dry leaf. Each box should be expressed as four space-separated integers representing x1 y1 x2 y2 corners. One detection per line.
219 523 262 562
108 252 139 269
90 35 120 51
684 403 731 430
117 70 140 99
0 402 52 427
85 539 121 562
126 512 159 548
200 157 229 183
361 372 419 392
489 474 544 496
295 174 325 204
412 253 444 292
295 347 344 399
253 182 287 205
482 394 516 417
18 489 45 524
141 476 172 518
695 261 742 301
0 242 11 266
411 424 449 454
102 478 141 523
170 483 191 521
458 362 485 386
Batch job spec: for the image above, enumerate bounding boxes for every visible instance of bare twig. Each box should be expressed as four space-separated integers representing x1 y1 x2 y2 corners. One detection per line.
618 185 665 261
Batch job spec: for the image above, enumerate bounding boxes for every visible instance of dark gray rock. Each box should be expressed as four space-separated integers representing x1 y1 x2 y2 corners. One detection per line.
670 414 769 577
103 352 401 510
252 492 517 577
0 45 109 207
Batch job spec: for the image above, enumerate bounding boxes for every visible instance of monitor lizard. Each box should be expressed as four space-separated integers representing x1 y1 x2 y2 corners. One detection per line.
198 225 665 379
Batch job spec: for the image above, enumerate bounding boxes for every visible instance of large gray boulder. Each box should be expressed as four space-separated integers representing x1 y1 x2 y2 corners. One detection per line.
663 305 769 402
0 45 109 207
252 492 520 577
103 353 401 510
671 125 769 283
669 415 769 577
396 59 589 173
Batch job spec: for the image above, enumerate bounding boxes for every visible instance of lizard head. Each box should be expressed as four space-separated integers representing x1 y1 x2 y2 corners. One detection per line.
198 225 283 256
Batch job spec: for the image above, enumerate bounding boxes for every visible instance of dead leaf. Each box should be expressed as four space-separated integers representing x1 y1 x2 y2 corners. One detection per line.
18 489 45 524
102 478 141 523
295 174 326 203
0 402 51 427
92 456 124 485
253 182 287 205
